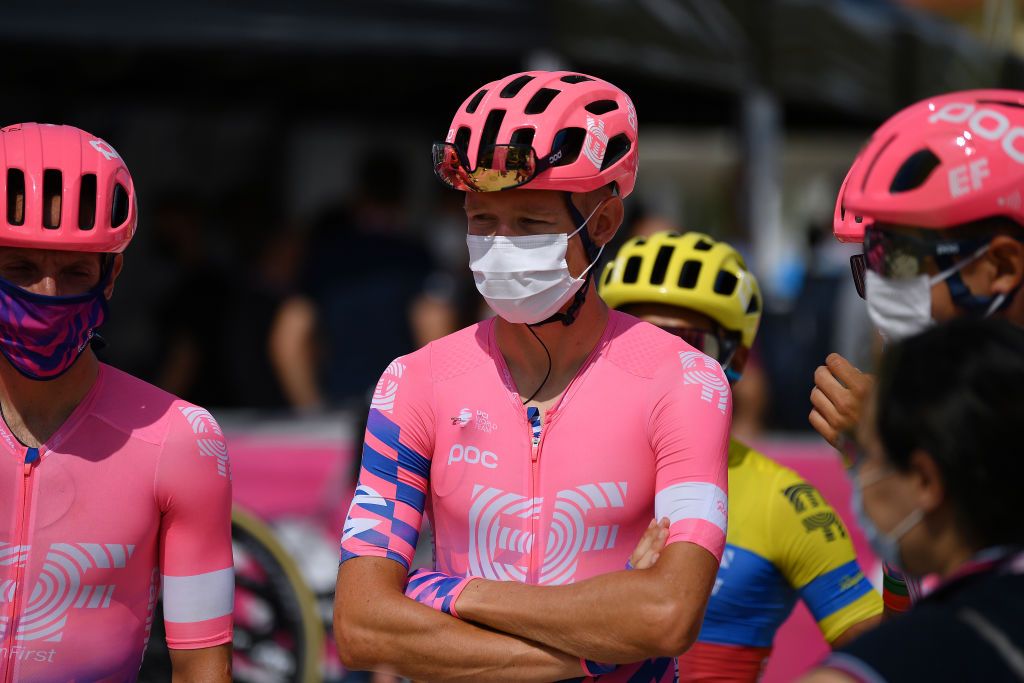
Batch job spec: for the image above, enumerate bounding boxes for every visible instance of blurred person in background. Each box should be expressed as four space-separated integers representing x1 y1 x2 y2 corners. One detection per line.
601 231 880 682
335 70 731 682
760 223 868 432
152 189 293 409
271 155 436 411
0 124 232 681
810 90 1024 616
802 318 1024 683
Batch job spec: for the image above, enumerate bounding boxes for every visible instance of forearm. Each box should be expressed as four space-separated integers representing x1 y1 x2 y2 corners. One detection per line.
337 566 580 682
169 644 231 683
456 547 712 662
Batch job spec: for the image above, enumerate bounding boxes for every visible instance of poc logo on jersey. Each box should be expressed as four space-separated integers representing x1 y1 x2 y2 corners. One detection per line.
448 443 498 469
929 102 1024 165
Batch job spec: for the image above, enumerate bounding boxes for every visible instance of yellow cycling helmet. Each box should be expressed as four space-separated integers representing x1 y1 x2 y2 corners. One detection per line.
600 231 762 350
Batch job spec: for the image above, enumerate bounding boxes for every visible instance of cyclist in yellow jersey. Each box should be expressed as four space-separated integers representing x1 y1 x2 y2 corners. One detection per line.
600 232 882 681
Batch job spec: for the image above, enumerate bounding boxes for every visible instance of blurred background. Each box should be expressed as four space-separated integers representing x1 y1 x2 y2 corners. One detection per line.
4 0 1023 680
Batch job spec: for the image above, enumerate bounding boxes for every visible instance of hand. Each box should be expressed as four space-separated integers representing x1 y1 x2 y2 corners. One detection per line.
627 517 670 570
809 353 875 452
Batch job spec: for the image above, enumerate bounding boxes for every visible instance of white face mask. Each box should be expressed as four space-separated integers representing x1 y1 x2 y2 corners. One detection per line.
467 202 605 325
865 245 1003 342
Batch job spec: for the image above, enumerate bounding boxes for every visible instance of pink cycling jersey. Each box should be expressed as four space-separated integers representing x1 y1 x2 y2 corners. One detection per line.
342 311 731 682
0 364 233 682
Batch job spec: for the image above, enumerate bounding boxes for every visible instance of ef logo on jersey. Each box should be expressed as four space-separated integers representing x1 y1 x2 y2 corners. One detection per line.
448 443 498 469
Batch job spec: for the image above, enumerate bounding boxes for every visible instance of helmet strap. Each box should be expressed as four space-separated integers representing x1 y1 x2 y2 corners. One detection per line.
532 193 602 327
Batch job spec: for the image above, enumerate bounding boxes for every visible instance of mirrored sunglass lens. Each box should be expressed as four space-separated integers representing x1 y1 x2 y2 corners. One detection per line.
850 254 866 298
864 229 924 279
478 145 536 173
433 144 471 189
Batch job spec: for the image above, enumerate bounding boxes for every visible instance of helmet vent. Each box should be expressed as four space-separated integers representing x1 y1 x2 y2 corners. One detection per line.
746 294 761 314
42 170 62 229
454 127 472 157
889 149 940 194
601 134 632 171
650 245 674 285
510 128 536 148
714 271 738 296
478 109 507 160
466 90 488 114
6 169 25 226
500 76 535 99
585 100 618 115
79 174 97 230
623 255 643 284
679 260 701 289
602 266 614 287
550 128 585 166
560 74 593 84
525 88 560 115
694 238 713 251
111 183 130 228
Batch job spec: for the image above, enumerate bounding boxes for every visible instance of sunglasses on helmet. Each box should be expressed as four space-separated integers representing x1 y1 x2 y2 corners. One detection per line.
432 133 574 192
849 225 990 298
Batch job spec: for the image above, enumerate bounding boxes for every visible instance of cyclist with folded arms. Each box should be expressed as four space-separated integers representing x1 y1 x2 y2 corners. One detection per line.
0 123 233 682
601 231 881 681
334 71 731 682
810 90 1024 613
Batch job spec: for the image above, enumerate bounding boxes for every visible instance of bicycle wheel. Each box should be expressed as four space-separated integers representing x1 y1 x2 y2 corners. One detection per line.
138 506 323 683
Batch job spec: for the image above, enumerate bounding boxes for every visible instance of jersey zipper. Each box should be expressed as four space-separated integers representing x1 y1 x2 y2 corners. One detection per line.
3 447 39 683
529 427 542 584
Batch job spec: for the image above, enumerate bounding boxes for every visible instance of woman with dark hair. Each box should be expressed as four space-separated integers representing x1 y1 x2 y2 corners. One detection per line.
802 317 1024 683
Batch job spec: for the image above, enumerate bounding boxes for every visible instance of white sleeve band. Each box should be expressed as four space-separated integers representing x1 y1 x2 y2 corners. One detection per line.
162 567 234 623
655 482 727 533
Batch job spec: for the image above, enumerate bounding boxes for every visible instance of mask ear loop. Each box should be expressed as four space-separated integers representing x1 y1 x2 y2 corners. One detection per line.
936 244 1015 316
89 254 116 352
532 192 612 328
523 191 613 403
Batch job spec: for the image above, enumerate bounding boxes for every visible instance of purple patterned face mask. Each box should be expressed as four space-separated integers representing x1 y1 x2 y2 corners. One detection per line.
0 271 109 380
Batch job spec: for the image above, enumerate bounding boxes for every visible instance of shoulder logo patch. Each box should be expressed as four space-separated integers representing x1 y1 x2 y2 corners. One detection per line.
178 406 230 479
679 351 729 414
802 512 847 542
783 483 821 513
371 360 406 413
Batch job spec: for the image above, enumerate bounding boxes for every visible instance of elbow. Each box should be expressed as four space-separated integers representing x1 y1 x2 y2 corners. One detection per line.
334 602 381 671
646 599 703 657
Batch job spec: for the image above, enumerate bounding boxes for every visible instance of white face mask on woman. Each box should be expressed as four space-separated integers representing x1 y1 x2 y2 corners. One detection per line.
466 202 605 325
865 245 1004 342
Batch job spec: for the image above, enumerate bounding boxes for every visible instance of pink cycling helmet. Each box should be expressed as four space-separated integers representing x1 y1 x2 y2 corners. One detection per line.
441 71 639 197
834 89 1024 243
0 123 137 253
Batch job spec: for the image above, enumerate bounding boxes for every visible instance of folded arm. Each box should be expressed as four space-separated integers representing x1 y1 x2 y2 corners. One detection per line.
334 557 582 683
454 540 718 662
